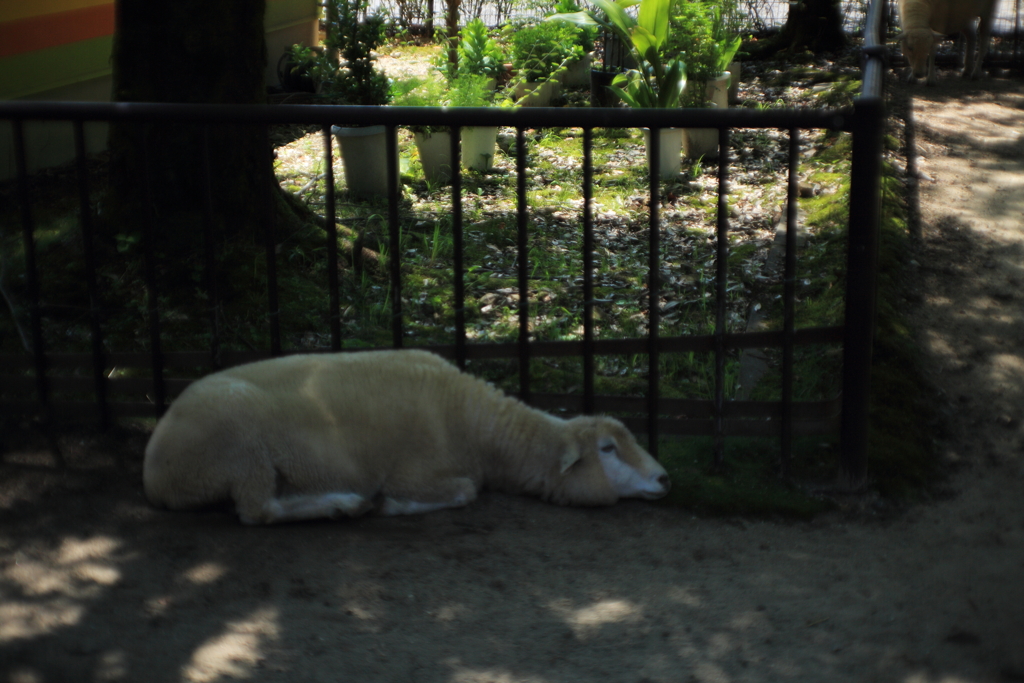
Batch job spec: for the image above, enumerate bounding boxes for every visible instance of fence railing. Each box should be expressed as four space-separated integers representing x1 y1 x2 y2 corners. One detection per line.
1 0 885 485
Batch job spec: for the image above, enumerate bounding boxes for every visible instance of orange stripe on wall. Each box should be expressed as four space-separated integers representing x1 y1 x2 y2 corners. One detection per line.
0 3 114 59
0 0 111 24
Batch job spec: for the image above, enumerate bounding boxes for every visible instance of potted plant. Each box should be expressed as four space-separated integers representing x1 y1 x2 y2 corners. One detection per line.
318 0 396 200
668 0 742 159
454 18 507 88
393 73 500 184
507 20 580 106
547 0 598 87
454 74 504 172
550 0 688 177
277 45 321 94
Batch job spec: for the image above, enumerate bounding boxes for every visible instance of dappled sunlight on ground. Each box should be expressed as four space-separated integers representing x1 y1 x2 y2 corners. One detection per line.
903 675 979 683
547 597 643 638
1 536 124 641
182 607 279 683
180 561 230 586
447 666 549 683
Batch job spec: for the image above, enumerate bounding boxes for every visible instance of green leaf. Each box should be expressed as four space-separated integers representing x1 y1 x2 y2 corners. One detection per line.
718 35 742 73
545 10 599 28
549 0 688 108
630 26 660 62
590 0 636 39
612 70 655 108
657 58 687 108
637 0 670 48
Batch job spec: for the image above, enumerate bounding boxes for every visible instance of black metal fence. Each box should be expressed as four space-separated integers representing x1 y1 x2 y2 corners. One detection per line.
1 1 886 485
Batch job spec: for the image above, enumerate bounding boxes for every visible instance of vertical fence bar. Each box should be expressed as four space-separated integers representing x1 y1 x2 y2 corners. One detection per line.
582 127 595 415
647 126 661 459
713 127 730 470
140 131 165 415
261 126 281 356
450 125 467 369
516 127 530 401
74 120 107 428
386 124 404 349
781 128 800 478
323 125 341 352
841 94 884 489
200 128 222 368
12 120 49 417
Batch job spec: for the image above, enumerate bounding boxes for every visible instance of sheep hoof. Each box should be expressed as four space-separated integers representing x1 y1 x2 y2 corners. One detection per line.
378 495 472 516
253 492 371 523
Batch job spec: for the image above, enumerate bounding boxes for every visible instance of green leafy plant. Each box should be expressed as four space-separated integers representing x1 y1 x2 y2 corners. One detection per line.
320 0 392 105
392 73 495 108
550 0 598 53
549 0 687 108
392 73 495 134
456 18 507 81
668 0 741 105
280 45 321 93
508 20 581 83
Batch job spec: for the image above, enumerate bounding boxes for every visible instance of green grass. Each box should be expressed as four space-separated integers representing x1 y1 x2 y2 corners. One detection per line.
741 130 939 501
657 436 835 517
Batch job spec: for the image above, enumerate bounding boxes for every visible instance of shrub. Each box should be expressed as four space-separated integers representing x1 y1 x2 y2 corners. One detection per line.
508 21 580 82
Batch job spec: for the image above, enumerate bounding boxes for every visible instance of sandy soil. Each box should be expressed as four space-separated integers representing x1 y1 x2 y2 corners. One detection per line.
2 76 1024 683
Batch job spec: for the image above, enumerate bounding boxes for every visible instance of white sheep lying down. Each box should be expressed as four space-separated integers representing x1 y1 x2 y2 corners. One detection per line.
144 349 671 524
897 0 997 85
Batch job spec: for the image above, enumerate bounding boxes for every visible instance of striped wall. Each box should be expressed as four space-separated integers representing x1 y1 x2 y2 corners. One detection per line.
0 0 115 100
1 0 319 178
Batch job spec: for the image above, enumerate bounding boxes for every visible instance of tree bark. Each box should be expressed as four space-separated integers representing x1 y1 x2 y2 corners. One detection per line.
446 0 460 70
748 0 847 57
107 0 271 250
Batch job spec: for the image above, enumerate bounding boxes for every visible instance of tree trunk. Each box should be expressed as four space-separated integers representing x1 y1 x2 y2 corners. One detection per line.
749 0 847 57
107 0 271 251
446 0 460 70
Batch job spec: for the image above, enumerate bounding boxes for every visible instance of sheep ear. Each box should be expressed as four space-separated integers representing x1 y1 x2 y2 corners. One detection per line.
559 445 582 474
933 31 945 38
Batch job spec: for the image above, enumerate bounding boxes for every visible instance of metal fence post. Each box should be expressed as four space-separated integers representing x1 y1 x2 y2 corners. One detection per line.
647 126 661 460
840 93 884 490
12 120 49 420
74 120 108 428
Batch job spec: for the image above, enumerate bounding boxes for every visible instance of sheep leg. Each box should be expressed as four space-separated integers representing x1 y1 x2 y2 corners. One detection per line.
926 46 938 85
961 24 979 79
968 13 994 79
378 476 478 516
243 492 374 524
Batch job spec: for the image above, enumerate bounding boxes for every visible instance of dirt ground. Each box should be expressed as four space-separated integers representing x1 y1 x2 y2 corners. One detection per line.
3 76 1024 683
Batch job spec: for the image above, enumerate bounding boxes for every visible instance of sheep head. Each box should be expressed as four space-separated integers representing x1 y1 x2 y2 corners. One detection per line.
545 416 670 506
898 29 944 80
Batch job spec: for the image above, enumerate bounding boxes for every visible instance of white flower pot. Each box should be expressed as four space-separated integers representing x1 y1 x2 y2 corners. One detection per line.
706 71 730 109
414 130 454 185
728 61 741 104
514 79 557 106
643 127 684 180
683 126 720 161
461 126 498 172
332 125 399 200
684 72 730 160
562 52 594 87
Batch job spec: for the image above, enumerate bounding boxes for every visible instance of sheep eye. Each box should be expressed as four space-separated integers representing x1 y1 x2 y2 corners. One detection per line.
598 441 617 455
